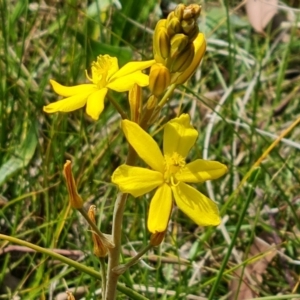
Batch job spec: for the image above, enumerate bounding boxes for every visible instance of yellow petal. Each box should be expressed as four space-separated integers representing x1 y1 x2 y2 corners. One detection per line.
50 80 96 97
107 71 149 92
121 120 165 173
172 182 221 226
163 114 198 157
176 159 228 183
86 88 108 120
148 184 172 233
110 60 155 81
111 165 163 197
43 91 93 113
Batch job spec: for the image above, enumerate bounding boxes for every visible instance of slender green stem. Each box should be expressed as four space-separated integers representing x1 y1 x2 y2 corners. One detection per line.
157 83 176 109
0 234 148 300
105 192 128 300
108 94 128 120
140 84 177 129
112 244 153 275
105 146 138 300
148 84 177 125
100 257 107 297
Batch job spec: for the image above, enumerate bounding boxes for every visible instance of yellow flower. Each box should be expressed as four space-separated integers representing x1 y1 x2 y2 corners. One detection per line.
44 55 155 120
112 114 227 233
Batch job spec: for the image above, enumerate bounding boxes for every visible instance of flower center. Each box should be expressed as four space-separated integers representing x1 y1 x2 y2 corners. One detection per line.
164 152 185 185
86 55 112 89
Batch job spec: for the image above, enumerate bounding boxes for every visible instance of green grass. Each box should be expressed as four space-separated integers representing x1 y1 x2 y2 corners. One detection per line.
1 0 300 299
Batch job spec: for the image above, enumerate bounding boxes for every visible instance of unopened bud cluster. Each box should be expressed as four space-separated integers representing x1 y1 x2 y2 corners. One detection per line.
150 4 205 96
154 4 200 72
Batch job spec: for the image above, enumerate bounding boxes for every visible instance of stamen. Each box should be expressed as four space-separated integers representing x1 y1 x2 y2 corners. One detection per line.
86 55 112 88
164 152 186 185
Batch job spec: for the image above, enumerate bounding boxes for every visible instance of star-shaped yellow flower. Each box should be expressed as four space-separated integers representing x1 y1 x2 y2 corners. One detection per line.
44 55 155 120
112 114 228 233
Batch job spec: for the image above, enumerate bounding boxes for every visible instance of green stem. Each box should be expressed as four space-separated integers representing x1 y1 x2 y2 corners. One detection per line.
140 84 177 130
105 192 128 300
148 84 177 125
112 244 153 275
0 234 148 300
105 146 138 300
108 94 128 120
100 257 107 297
157 83 176 109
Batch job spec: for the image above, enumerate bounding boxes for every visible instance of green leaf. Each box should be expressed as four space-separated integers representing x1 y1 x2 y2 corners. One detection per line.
0 123 38 186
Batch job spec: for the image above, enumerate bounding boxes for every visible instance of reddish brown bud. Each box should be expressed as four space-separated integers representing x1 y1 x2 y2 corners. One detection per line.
63 160 83 209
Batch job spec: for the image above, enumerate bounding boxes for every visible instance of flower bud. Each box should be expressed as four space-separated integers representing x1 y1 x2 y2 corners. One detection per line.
174 33 206 85
187 26 199 42
166 17 182 37
129 84 142 123
181 19 195 35
170 34 189 58
169 43 195 73
149 63 171 97
146 95 158 110
174 4 185 19
182 4 201 20
63 160 83 209
166 11 175 24
153 20 170 60
88 205 108 257
157 28 170 59
150 231 166 246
